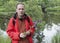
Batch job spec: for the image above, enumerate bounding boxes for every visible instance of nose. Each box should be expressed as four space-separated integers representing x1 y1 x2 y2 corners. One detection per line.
20 10 24 12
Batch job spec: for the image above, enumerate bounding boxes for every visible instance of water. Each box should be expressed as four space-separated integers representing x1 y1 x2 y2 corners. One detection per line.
0 29 8 38
42 23 60 43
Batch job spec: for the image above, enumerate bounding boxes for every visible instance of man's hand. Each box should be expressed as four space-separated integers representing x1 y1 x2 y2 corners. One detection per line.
20 30 30 38
26 30 30 35
20 33 26 38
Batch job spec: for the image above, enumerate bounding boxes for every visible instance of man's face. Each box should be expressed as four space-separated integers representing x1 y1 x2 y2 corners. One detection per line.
16 4 25 17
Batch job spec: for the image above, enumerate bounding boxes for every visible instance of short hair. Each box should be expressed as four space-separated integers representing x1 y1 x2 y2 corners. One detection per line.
16 2 24 8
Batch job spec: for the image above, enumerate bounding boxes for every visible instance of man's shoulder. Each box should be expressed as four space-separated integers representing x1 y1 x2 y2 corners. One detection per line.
28 16 32 20
9 17 14 21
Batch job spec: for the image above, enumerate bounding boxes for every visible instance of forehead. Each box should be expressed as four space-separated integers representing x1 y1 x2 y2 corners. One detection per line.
17 4 24 9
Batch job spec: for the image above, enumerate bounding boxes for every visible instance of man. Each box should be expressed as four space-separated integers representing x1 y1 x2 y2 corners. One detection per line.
6 3 35 43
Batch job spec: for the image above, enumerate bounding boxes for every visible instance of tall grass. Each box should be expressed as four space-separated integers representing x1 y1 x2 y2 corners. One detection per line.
0 35 11 43
52 33 60 43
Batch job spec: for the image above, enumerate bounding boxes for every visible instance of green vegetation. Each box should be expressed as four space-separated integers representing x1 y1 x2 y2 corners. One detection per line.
52 33 60 43
0 35 11 43
0 0 60 30
0 0 60 43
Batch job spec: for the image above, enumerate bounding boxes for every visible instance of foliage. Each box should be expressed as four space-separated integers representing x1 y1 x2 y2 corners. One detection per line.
0 35 11 43
0 0 60 43
52 33 60 43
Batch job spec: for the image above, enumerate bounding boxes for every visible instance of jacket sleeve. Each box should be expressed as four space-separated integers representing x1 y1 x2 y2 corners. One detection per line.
6 18 20 40
28 16 35 36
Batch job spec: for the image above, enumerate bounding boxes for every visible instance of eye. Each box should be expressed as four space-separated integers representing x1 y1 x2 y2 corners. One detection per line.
18 8 24 10
18 8 21 10
22 8 24 10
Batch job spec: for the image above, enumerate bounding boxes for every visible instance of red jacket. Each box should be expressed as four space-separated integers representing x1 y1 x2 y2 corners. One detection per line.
6 16 35 43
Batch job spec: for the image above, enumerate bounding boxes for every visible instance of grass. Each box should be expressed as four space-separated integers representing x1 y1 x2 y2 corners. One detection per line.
0 35 11 43
52 33 60 43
